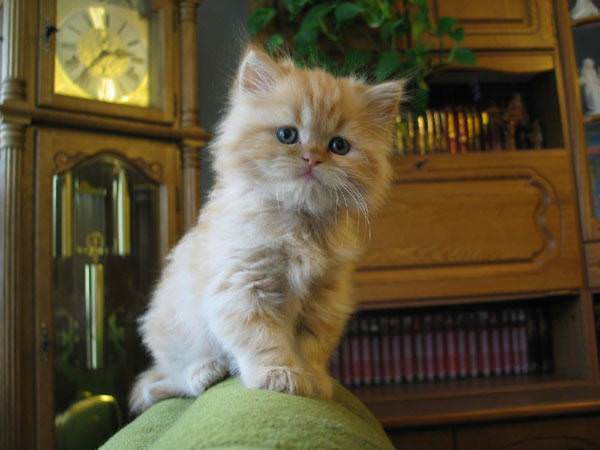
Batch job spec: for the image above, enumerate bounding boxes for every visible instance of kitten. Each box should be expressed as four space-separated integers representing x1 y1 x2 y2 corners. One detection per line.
129 46 403 413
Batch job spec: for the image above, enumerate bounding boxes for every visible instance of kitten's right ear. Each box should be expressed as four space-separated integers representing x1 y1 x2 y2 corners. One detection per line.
238 46 282 95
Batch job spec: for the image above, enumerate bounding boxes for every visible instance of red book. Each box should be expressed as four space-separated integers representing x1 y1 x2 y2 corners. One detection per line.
413 315 425 382
510 310 522 375
390 317 403 383
445 313 458 380
360 318 372 385
466 313 479 378
423 314 435 381
489 311 503 376
434 314 447 380
402 316 415 382
517 309 529 374
456 313 468 378
341 335 353 387
380 317 393 384
370 318 382 385
478 311 491 377
350 319 362 386
501 310 513 375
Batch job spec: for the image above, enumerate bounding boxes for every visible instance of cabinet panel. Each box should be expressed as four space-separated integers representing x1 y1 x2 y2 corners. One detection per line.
456 416 600 450
428 0 555 49
355 151 582 302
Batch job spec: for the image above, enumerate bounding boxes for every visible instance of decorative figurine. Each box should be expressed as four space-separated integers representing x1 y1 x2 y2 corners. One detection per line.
503 93 529 150
580 58 600 115
570 0 599 19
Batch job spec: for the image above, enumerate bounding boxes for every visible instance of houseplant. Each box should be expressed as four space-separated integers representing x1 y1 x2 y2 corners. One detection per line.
248 0 475 112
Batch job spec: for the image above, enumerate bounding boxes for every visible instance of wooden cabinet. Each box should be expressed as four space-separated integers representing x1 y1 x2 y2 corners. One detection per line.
456 416 600 450
355 150 583 303
428 0 555 49
387 429 454 450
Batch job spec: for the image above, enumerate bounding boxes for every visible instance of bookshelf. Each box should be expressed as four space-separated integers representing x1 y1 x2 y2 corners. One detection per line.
345 0 600 447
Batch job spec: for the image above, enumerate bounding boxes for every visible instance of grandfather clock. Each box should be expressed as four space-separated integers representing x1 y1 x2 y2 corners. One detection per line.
0 1 209 449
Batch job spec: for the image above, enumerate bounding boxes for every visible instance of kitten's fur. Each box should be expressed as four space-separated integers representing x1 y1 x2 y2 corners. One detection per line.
130 47 403 413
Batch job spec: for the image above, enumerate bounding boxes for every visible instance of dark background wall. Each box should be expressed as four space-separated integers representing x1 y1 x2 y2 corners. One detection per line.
197 0 251 201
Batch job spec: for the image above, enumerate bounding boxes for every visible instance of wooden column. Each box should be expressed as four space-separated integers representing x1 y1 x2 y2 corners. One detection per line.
1 1 27 449
179 0 204 230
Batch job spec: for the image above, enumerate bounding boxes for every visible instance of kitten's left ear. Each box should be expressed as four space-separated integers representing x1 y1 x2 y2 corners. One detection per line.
365 79 406 124
238 46 283 95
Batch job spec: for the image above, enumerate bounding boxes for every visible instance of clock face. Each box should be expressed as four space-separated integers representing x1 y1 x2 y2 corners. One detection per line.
54 1 151 106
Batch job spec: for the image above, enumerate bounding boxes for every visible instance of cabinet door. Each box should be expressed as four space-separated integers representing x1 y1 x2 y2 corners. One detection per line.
456 416 600 450
355 151 582 303
387 429 454 450
34 127 180 450
428 0 555 49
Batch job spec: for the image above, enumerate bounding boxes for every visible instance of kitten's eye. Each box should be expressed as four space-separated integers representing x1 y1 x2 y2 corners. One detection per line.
328 137 351 155
276 127 299 144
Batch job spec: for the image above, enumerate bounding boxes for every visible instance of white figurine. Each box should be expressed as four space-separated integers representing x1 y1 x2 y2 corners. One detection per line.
580 58 600 115
570 0 599 19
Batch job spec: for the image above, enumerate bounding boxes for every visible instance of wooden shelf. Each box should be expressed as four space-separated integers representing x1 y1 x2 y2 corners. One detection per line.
572 15 600 28
395 148 567 159
352 377 600 427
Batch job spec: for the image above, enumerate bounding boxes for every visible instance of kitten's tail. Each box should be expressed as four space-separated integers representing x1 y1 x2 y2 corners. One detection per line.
129 368 174 415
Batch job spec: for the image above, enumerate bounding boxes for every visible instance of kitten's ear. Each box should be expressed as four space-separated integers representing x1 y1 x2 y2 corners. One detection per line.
365 79 405 124
238 46 282 95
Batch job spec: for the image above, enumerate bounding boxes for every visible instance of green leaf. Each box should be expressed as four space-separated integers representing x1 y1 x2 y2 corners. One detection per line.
375 50 402 82
381 17 408 44
410 83 429 115
449 27 465 42
334 3 364 24
294 28 318 46
281 0 312 18
265 33 285 54
448 47 476 65
435 16 457 37
340 49 372 75
299 3 335 34
409 0 428 9
248 7 276 36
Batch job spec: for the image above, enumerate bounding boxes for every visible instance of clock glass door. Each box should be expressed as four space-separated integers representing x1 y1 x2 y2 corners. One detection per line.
52 154 161 449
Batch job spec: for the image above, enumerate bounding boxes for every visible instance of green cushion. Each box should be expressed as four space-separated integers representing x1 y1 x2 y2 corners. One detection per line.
101 378 394 450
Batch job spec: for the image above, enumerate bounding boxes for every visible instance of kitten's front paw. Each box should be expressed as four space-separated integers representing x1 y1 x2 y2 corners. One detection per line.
244 366 333 399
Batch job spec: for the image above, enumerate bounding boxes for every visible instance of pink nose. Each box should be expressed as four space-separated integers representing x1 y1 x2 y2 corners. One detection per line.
302 153 323 170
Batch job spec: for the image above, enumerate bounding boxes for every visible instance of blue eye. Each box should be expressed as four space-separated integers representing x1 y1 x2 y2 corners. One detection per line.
328 137 351 155
276 127 299 144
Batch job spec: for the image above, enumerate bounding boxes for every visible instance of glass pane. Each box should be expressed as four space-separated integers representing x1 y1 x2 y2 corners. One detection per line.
54 0 164 108
52 154 160 449
587 123 600 219
572 21 600 117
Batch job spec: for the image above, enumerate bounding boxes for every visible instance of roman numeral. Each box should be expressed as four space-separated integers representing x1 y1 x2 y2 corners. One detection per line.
63 55 80 71
117 21 127 36
76 71 92 89
127 39 140 48
82 12 93 29
67 25 81 35
126 67 140 84
60 42 76 50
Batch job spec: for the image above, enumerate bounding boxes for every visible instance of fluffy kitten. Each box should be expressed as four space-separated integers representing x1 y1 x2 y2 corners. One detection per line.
130 46 403 413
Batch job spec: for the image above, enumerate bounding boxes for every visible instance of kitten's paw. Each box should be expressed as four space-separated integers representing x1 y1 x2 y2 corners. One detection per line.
185 359 229 396
244 366 333 399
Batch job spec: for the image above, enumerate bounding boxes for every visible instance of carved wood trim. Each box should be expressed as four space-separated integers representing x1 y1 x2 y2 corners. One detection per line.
181 142 202 230
53 150 164 183
0 0 26 101
179 0 200 128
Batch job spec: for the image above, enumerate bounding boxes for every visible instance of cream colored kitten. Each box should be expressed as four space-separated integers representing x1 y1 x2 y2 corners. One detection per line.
130 46 403 413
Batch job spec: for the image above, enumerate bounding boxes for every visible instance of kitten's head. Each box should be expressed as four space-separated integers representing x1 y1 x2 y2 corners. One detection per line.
213 46 404 217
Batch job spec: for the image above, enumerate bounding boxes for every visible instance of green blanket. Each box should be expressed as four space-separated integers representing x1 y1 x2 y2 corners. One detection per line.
101 378 394 450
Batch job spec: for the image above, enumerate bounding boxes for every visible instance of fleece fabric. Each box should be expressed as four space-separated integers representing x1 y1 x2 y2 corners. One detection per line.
101 377 394 450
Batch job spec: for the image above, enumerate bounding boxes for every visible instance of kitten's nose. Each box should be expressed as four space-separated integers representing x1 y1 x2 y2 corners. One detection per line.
302 152 323 170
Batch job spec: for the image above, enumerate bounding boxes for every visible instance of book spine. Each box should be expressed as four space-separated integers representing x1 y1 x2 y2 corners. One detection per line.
380 316 393 384
361 317 372 385
426 110 436 154
456 313 468 378
446 108 458 154
434 314 447 380
413 315 425 382
370 317 382 385
341 334 353 387
424 314 435 381
457 108 469 153
445 313 458 380
510 310 522 375
350 318 362 386
538 306 554 374
391 317 403 383
478 311 491 377
527 306 541 374
489 311 503 376
501 310 513 375
402 316 415 382
517 309 529 374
